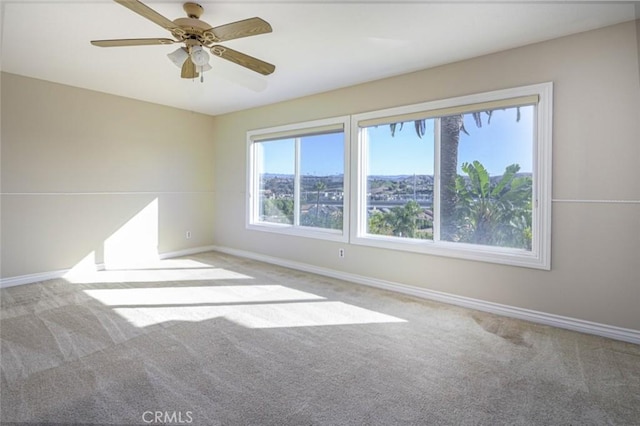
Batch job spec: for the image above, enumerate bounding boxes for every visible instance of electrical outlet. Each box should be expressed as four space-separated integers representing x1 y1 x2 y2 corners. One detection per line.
186 231 192 239
338 248 345 258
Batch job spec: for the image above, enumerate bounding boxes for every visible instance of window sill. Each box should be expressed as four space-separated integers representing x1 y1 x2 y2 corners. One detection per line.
247 222 348 243
351 234 550 270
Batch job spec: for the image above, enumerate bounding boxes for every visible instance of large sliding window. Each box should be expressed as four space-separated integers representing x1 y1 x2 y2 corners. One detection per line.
247 116 349 241
352 83 552 268
247 83 551 269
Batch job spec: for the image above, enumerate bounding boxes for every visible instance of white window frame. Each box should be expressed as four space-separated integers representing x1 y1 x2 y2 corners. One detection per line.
350 83 553 269
246 116 350 243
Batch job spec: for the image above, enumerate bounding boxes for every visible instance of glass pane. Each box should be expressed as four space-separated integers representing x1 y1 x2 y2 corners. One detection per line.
364 120 435 239
256 139 294 224
440 105 534 250
299 132 344 230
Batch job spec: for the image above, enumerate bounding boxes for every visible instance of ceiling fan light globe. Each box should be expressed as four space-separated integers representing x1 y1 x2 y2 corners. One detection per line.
191 48 210 67
167 47 189 68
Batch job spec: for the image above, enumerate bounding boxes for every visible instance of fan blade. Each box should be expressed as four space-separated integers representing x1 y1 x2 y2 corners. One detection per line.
91 38 176 47
114 0 181 32
211 45 275 75
181 57 199 79
211 17 272 42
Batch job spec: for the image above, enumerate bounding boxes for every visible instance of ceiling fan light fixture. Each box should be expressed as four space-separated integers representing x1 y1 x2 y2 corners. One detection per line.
190 45 210 67
91 1 275 78
167 47 188 68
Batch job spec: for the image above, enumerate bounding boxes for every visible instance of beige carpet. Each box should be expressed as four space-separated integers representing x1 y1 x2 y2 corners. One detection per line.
1 251 639 425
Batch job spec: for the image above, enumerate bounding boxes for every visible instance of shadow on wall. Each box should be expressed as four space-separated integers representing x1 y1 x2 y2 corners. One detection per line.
0 195 161 278
66 198 160 274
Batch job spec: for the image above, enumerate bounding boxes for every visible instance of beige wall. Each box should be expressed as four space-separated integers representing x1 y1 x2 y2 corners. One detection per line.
1 21 638 331
212 21 640 330
1 73 215 277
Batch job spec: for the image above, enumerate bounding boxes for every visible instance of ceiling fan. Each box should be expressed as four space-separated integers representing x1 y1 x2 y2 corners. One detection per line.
91 0 275 80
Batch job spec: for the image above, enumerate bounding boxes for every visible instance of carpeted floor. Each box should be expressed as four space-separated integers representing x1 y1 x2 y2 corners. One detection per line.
1 251 639 425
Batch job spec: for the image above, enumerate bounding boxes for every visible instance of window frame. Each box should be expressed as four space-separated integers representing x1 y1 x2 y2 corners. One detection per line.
350 82 553 269
246 116 351 243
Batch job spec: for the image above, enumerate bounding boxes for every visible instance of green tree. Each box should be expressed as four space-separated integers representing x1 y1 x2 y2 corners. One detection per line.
392 110 524 241
368 210 393 235
451 160 532 249
301 207 343 230
314 180 327 221
261 198 294 224
388 200 422 238
368 201 432 239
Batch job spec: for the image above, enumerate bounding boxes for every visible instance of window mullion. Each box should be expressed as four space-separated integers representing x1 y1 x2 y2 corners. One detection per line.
359 128 369 236
293 137 301 226
253 143 262 224
433 118 441 242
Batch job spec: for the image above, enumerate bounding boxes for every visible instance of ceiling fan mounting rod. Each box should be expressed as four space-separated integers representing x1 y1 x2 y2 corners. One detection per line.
183 3 204 19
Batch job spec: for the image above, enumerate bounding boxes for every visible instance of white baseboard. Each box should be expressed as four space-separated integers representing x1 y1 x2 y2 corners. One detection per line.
0 245 216 289
211 245 640 345
0 269 71 288
158 245 218 260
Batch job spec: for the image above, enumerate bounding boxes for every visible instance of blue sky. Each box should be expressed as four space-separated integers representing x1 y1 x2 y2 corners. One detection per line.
259 132 344 175
301 132 344 176
367 105 534 176
259 105 534 176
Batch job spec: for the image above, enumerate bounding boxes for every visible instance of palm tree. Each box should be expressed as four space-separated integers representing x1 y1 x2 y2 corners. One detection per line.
314 180 327 222
389 200 423 238
438 115 464 241
392 109 522 242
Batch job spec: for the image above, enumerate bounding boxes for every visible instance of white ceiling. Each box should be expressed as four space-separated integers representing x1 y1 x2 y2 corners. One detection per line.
1 1 637 116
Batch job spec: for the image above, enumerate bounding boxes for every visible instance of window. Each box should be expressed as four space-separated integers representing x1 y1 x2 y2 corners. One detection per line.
352 83 552 269
247 83 551 269
247 117 349 241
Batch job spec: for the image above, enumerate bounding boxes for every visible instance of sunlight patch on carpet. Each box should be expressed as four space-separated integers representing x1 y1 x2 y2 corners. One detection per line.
84 285 323 307
111 301 406 329
67 267 253 284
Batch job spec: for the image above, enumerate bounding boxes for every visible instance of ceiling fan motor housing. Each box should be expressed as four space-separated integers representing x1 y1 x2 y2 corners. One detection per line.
173 3 217 45
183 3 204 19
